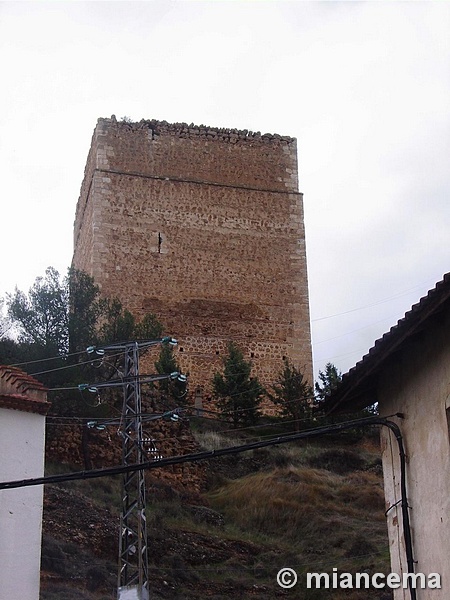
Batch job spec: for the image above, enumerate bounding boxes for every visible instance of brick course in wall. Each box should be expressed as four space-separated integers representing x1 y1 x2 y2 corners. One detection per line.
73 116 313 398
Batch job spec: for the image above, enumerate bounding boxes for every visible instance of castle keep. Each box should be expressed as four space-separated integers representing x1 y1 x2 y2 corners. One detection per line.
73 117 312 391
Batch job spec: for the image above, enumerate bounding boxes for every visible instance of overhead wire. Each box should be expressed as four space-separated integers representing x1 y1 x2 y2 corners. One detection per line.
0 415 399 490
312 277 439 373
29 350 125 377
44 413 331 445
8 339 172 379
47 370 179 392
311 278 437 322
43 361 335 438
45 361 315 396
11 339 347 446
314 312 405 345
8 348 87 368
44 383 322 430
5 336 175 370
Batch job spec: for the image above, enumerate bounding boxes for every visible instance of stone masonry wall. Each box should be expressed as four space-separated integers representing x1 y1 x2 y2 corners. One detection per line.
73 117 313 397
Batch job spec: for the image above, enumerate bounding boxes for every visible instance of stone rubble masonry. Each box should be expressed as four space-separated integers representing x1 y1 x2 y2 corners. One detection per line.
46 420 207 494
73 116 313 395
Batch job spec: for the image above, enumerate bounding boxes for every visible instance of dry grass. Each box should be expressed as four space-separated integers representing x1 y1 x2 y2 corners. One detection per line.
193 429 248 452
209 465 385 519
207 464 389 573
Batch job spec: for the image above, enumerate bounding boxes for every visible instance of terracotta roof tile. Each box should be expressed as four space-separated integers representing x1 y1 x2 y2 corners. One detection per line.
0 365 50 415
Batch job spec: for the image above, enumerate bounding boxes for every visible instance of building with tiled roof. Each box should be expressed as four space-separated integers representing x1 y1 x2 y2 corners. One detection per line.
325 273 450 599
0 365 49 600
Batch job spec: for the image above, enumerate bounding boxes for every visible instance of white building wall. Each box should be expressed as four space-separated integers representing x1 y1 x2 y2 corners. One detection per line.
0 407 46 600
379 312 450 599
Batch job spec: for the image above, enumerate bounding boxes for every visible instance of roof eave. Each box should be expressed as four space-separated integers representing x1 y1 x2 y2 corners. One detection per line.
325 273 450 414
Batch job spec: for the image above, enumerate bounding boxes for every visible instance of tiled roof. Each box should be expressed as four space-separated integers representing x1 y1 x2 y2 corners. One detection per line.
0 366 50 415
0 393 51 415
325 272 450 413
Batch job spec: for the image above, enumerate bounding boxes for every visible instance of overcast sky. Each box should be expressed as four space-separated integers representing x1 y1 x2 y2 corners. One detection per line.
1 0 449 380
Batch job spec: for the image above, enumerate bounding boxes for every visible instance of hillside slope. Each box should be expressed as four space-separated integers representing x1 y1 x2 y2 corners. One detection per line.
40 421 391 600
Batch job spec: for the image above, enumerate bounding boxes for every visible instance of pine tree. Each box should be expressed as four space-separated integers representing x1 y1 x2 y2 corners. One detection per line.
315 362 342 402
154 343 186 404
270 358 313 431
213 342 264 427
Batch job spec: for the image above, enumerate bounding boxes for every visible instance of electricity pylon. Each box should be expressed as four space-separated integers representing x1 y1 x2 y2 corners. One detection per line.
117 341 149 599
86 337 181 600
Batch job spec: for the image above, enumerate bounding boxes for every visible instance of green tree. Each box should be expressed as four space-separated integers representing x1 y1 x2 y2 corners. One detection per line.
0 337 22 364
7 267 164 361
213 342 264 427
154 343 186 404
269 359 313 432
5 267 164 415
134 313 164 340
97 298 136 345
96 300 163 347
8 266 69 356
5 266 166 466
0 298 11 339
315 362 342 402
67 268 104 354
314 362 377 437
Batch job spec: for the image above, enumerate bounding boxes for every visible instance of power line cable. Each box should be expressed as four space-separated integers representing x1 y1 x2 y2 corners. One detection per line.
0 416 392 490
45 375 328 434
311 278 437 323
9 349 87 368
8 337 175 377
48 369 186 392
28 351 124 377
314 312 404 345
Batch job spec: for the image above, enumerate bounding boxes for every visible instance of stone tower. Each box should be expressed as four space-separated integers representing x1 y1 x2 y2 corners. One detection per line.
73 117 312 391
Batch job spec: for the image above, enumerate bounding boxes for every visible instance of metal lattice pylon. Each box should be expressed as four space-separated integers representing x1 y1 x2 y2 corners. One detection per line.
117 342 149 600
85 337 181 599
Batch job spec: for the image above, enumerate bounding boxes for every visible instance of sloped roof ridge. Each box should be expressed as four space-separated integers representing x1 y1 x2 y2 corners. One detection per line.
0 365 47 393
343 272 450 381
0 365 50 414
